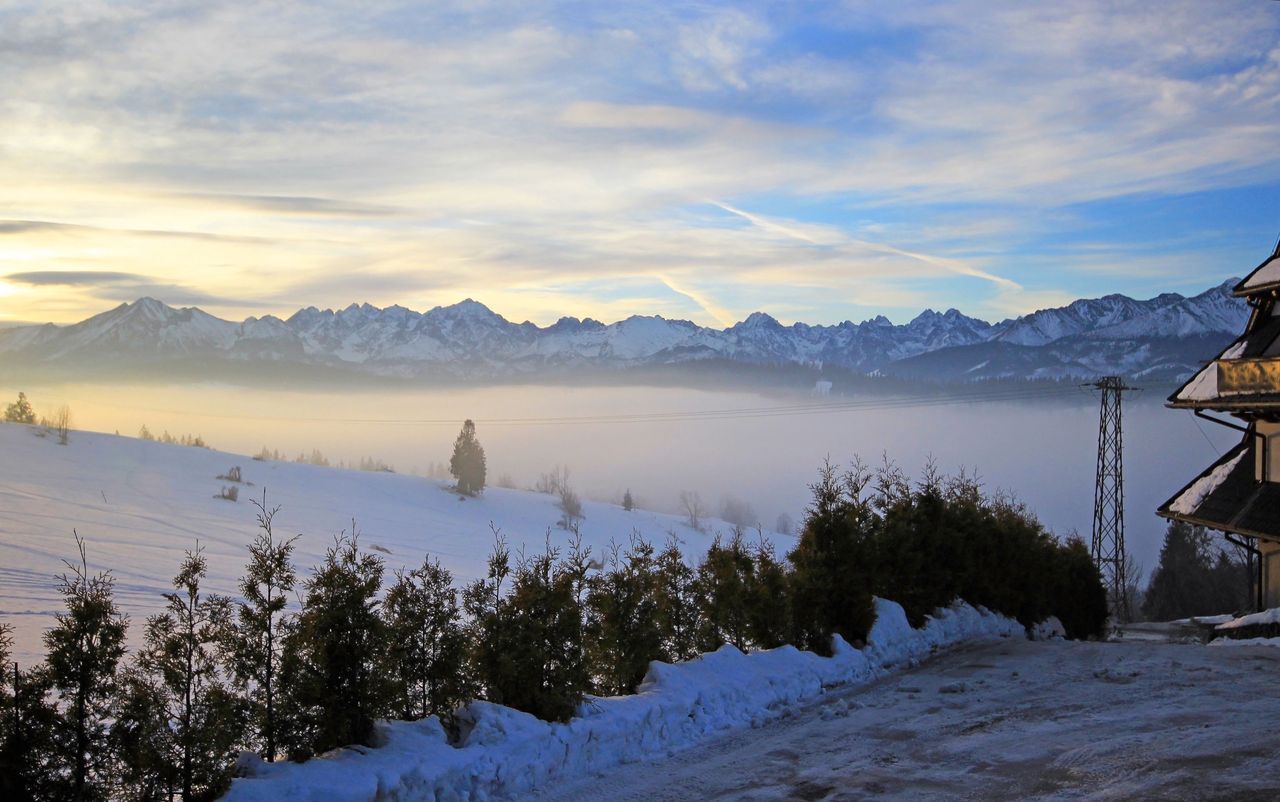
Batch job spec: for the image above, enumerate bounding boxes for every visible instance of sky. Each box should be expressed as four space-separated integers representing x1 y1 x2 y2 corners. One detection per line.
1 0 1279 329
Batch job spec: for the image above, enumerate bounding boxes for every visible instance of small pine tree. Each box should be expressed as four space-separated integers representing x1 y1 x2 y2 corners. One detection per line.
110 666 175 801
0 659 59 802
585 536 663 695
43 534 129 802
139 545 244 802
787 460 877 655
449 420 486 496
223 494 298 762
280 529 387 759
654 537 699 662
622 489 634 512
748 537 791 649
468 538 587 723
382 557 467 723
694 531 755 652
4 392 35 424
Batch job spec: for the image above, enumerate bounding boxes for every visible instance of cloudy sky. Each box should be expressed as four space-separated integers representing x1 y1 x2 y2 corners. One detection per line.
2 0 1279 327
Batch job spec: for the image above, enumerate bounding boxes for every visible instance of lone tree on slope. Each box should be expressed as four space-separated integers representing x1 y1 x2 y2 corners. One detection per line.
449 419 486 496
4 392 35 424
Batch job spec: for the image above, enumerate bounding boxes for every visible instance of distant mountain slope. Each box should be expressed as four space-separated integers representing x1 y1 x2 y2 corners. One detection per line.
0 280 1246 384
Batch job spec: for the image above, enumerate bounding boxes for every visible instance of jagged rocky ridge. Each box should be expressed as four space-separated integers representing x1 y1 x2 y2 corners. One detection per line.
0 280 1246 383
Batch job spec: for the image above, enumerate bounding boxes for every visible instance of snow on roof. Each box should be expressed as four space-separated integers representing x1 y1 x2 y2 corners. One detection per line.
1175 362 1218 402
1168 449 1247 515
1236 253 1280 296
1172 340 1245 403
1216 607 1280 631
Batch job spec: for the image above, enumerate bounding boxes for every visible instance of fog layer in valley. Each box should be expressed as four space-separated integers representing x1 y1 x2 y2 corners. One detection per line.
5 381 1237 578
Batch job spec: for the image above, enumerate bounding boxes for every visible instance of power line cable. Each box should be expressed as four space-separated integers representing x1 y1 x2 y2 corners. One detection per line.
90 382 1087 428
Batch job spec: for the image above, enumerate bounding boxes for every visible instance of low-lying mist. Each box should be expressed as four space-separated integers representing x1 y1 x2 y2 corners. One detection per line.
5 380 1237 577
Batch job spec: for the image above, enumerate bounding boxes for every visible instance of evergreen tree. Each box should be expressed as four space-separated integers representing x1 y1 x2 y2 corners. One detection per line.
382 557 467 722
44 535 128 802
1046 536 1109 640
468 540 587 723
1143 521 1247 621
109 666 174 801
222 495 298 762
787 461 877 655
694 532 755 652
0 658 58 802
449 419 486 496
747 538 791 649
4 392 36 424
622 489 634 512
139 546 243 802
280 530 387 759
654 537 699 662
585 536 663 695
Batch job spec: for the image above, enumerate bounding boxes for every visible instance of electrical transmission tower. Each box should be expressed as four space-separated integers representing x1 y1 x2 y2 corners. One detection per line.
1087 376 1136 622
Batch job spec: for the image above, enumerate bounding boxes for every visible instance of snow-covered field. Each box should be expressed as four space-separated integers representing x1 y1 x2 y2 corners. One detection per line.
0 423 728 666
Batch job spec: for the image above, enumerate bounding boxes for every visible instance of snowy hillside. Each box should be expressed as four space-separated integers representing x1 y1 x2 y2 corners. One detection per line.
0 423 730 667
0 280 1246 383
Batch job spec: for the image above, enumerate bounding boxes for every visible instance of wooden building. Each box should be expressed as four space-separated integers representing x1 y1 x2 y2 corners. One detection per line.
1159 241 1280 611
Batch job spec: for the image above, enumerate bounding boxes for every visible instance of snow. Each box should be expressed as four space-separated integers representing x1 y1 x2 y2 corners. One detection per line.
0 282 1247 379
1175 340 1245 402
1167 448 1246 514
1209 636 1280 648
1169 613 1235 626
0 424 727 667
221 598 1023 802
1029 616 1066 640
1216 606 1280 631
1240 255 1280 293
543 638 1280 802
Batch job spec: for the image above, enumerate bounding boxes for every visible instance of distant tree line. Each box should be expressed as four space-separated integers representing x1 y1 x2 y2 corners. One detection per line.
0 458 1106 800
138 425 208 449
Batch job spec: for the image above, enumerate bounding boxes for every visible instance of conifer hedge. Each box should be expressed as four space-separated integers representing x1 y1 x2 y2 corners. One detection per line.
0 459 1107 798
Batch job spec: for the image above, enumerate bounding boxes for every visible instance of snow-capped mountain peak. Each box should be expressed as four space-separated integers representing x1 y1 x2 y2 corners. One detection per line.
0 280 1248 382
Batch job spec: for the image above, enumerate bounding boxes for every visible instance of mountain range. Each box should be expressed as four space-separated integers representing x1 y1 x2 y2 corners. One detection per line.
0 280 1246 386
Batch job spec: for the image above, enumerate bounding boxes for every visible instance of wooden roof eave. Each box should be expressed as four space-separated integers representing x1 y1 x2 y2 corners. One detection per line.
1157 507 1280 545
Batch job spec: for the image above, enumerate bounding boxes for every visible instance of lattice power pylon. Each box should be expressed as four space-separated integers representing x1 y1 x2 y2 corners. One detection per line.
1088 376 1136 622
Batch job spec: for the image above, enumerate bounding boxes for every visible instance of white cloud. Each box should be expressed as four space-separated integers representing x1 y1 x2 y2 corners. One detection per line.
0 0 1276 325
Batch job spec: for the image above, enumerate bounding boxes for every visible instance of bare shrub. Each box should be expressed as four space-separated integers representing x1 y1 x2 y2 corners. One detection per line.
558 486 584 529
536 465 571 495
218 466 243 483
51 404 71 445
217 485 239 502
680 490 706 532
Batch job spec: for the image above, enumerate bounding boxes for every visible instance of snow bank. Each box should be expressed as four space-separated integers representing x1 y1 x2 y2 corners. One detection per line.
1170 614 1234 626
221 598 1022 802
1208 637 1280 649
1216 607 1280 631
1029 616 1066 640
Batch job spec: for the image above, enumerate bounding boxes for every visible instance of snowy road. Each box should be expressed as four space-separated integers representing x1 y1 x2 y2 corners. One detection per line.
537 639 1280 802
